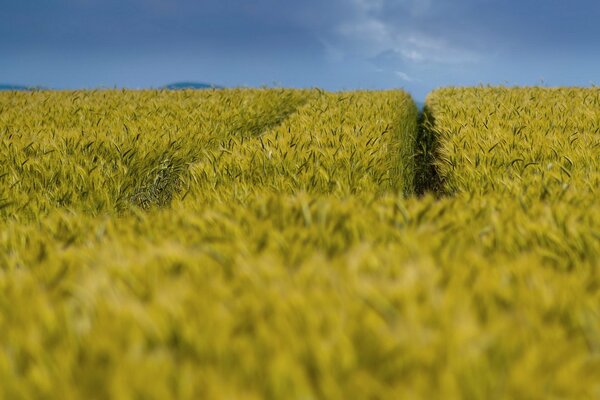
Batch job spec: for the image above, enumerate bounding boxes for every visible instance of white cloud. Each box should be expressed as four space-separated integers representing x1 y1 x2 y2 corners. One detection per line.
329 0 481 66
402 33 481 64
395 70 414 82
399 49 425 62
336 18 391 55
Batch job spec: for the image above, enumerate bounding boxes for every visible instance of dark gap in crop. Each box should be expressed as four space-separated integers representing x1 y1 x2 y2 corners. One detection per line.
414 105 444 196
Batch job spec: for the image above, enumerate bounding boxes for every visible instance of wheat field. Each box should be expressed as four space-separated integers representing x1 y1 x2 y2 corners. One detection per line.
0 87 598 399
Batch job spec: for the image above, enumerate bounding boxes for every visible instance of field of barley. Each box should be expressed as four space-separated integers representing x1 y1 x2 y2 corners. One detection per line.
0 87 598 399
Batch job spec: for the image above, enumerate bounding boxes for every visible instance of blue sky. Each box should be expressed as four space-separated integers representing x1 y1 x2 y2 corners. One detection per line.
1 0 599 100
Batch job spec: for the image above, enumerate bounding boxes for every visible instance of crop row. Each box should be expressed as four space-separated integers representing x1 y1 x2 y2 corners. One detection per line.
424 87 600 197
0 89 312 218
421 87 600 397
184 90 418 203
0 89 422 399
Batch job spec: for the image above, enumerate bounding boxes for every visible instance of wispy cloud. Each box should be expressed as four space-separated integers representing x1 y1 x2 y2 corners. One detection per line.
373 34 481 67
327 0 482 68
335 18 391 55
394 70 414 82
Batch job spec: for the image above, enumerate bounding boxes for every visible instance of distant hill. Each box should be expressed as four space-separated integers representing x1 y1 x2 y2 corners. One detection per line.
0 84 35 91
163 82 222 90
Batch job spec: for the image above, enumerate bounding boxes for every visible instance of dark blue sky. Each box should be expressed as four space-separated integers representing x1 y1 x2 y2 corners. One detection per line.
1 0 599 99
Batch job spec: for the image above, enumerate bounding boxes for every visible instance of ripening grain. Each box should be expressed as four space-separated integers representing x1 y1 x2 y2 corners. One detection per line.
0 88 312 217
0 87 598 399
